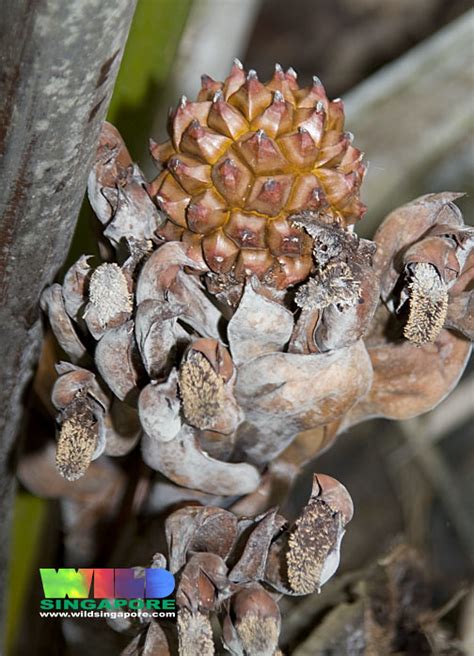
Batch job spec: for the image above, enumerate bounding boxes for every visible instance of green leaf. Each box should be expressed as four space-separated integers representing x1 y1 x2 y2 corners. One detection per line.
5 493 47 654
107 0 193 160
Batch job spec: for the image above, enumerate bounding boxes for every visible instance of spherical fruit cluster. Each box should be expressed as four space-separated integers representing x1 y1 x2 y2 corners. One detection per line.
149 61 366 289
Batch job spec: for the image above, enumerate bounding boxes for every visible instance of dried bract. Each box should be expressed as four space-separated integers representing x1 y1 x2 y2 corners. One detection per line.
344 193 473 426
40 284 88 363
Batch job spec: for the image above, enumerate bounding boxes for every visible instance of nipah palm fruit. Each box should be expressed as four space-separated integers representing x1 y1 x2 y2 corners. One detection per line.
149 61 366 292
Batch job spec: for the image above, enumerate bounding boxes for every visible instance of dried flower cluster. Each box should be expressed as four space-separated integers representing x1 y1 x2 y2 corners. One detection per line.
36 63 473 653
114 475 352 655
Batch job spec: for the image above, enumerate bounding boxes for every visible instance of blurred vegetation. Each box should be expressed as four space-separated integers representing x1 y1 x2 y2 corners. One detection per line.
108 0 192 160
6 494 47 653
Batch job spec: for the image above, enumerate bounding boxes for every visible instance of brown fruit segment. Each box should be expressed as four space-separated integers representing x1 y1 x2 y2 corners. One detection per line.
211 155 252 205
152 64 366 288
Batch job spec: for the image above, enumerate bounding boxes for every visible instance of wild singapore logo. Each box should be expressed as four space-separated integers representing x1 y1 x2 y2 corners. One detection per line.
39 568 176 620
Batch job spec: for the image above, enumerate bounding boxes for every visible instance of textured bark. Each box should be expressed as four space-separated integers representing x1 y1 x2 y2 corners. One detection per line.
0 0 137 633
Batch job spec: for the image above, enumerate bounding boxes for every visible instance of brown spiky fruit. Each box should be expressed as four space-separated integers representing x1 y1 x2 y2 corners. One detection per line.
149 61 366 289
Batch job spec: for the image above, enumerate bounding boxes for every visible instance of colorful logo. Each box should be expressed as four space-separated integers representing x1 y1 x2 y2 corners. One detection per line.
38 568 176 619
40 568 175 598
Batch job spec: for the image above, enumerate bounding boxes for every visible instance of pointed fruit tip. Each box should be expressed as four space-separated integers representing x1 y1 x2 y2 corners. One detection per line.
212 89 224 103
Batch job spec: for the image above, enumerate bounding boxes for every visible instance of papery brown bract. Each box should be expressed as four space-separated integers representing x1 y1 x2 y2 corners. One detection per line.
343 193 473 427
345 327 471 425
120 621 171 656
233 339 372 465
166 506 238 573
373 192 465 301
228 508 286 584
40 285 88 364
